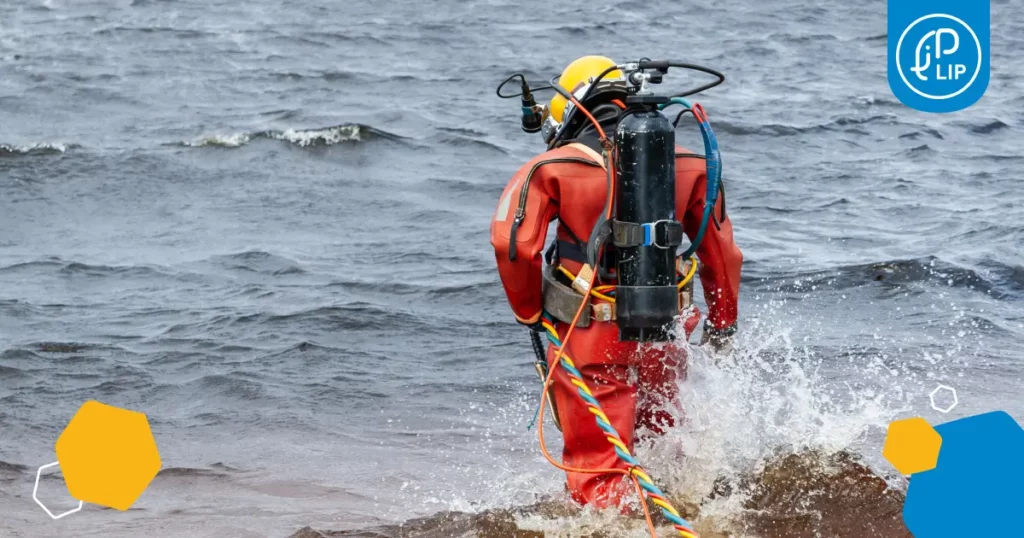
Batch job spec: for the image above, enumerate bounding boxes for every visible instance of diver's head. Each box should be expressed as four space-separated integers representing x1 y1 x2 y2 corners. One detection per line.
542 55 628 146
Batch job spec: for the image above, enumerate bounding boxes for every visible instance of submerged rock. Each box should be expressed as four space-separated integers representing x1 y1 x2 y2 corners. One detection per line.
291 449 912 538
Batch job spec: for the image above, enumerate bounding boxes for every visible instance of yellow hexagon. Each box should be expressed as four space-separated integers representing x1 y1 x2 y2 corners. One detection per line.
55 400 161 511
882 417 942 475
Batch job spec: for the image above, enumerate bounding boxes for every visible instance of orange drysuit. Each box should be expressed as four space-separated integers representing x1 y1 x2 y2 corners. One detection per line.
490 141 742 507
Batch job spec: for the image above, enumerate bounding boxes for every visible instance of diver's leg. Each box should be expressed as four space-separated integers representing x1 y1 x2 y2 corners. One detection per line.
634 305 699 438
635 339 690 440
548 320 637 508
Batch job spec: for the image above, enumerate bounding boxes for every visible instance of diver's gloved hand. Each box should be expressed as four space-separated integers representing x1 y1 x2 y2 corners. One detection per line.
701 321 737 356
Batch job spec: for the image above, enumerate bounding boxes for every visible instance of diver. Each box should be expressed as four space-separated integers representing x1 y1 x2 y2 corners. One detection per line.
490 56 743 508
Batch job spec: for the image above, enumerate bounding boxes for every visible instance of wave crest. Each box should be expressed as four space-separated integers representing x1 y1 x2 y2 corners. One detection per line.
183 123 402 149
0 143 74 157
752 256 1018 298
712 115 898 137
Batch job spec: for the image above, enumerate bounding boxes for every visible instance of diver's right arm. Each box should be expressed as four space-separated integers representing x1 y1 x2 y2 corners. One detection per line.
679 164 743 350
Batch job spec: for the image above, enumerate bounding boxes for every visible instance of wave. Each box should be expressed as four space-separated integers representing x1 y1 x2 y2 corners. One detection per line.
183 374 269 401
768 32 840 44
437 126 488 138
1 252 307 280
0 348 43 362
979 259 1024 291
0 257 171 279
303 31 391 47
92 26 217 39
269 70 356 82
259 304 432 332
157 303 439 339
185 132 253 148
267 341 337 356
205 250 307 276
0 143 75 157
0 461 29 475
157 466 235 479
965 153 1024 162
898 128 944 140
750 256 1020 299
424 177 499 197
0 363 33 381
553 22 619 36
711 114 898 137
425 281 495 299
325 279 422 295
181 123 404 149
434 134 509 155
34 342 92 353
902 144 936 157
966 119 1011 135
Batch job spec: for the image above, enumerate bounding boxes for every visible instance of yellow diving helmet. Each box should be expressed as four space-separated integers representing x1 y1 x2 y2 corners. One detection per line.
541 55 626 144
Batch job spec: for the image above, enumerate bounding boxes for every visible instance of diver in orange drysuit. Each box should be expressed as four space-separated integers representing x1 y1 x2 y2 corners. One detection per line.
490 56 743 508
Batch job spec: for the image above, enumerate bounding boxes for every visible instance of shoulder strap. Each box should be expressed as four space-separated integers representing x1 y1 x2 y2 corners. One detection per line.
564 142 606 169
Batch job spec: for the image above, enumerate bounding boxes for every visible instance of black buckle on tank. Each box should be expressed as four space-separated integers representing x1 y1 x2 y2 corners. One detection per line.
612 219 684 249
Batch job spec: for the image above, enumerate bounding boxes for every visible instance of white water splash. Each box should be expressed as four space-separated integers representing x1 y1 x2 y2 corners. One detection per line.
634 298 919 530
0 142 70 154
185 133 252 148
405 295 939 537
270 124 363 146
505 298 924 536
185 124 365 149
516 506 671 537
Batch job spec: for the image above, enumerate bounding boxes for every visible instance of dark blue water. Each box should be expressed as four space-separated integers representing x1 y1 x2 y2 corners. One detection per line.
2 0 1022 536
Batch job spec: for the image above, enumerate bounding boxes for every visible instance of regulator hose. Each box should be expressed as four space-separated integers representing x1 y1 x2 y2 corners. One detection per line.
660 97 722 259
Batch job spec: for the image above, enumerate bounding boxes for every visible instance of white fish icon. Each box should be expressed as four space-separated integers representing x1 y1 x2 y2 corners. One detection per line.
912 28 960 81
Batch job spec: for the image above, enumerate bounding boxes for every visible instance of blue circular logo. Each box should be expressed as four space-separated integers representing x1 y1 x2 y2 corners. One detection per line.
896 14 982 101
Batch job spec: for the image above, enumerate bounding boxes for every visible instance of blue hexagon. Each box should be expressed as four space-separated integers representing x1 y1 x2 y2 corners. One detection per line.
904 411 1024 537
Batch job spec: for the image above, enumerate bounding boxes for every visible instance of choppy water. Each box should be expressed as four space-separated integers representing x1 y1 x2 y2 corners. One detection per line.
2 0 1022 536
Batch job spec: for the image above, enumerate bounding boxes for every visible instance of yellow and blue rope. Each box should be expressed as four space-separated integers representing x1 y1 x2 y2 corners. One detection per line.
541 314 698 538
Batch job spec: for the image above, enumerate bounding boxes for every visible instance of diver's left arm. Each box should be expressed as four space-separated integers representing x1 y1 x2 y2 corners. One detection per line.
683 173 743 348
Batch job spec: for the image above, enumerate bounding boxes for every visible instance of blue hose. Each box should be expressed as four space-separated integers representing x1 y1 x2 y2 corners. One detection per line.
659 97 722 259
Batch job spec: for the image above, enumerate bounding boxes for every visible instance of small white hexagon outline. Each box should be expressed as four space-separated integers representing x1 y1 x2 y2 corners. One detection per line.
929 385 959 414
33 461 83 520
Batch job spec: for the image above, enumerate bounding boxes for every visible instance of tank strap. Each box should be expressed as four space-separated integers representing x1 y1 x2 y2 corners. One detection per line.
612 220 684 249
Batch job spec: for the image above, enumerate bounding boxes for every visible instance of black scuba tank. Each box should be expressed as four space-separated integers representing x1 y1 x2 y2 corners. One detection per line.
613 105 681 342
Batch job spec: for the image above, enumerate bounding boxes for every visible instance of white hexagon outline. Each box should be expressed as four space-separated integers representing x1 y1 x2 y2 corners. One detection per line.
33 461 83 520
929 385 959 414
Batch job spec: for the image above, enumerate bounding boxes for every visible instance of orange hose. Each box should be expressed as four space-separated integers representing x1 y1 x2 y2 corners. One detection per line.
633 475 662 536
